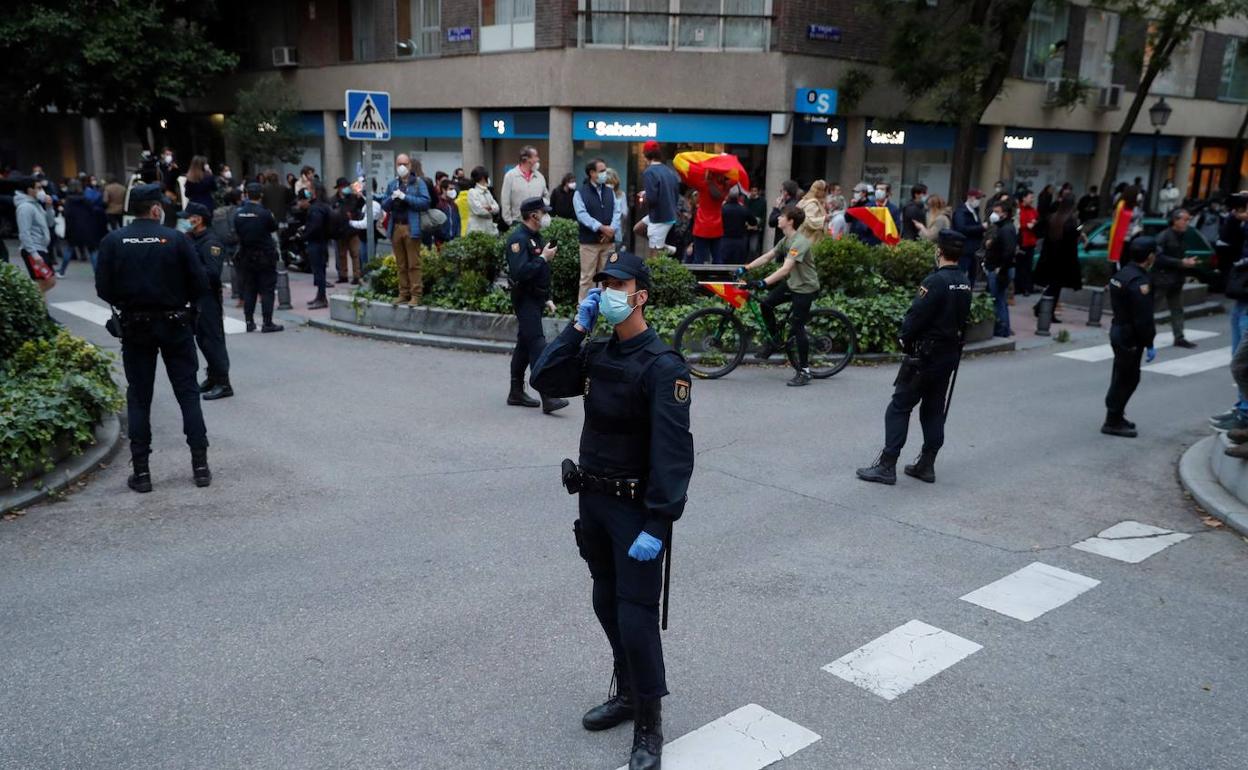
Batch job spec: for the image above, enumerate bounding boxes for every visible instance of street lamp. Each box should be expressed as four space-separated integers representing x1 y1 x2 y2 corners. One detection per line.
1146 97 1172 213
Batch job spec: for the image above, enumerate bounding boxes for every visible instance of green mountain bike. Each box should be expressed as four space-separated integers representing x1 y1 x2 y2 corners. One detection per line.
672 282 857 380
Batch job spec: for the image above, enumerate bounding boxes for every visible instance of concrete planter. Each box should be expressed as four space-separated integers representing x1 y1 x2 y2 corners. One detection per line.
1066 281 1208 309
964 319 993 344
331 294 562 342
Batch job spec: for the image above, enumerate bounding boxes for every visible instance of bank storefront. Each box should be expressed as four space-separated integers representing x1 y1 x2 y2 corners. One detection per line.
791 115 845 191
999 129 1095 194
570 111 770 196
480 109 550 187
860 122 980 201
336 110 464 184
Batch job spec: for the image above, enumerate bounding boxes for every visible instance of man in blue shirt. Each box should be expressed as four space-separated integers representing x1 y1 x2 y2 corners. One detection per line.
641 140 681 259
380 154 431 305
573 158 621 302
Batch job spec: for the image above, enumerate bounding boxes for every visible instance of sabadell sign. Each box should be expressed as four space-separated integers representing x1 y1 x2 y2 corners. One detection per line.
587 119 659 139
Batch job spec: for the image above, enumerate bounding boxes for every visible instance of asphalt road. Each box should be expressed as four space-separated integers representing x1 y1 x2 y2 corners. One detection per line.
2 267 1245 770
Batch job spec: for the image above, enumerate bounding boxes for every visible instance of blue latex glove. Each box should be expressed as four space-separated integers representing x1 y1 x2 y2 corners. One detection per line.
627 531 663 561
1146 347 1157 363
734 266 747 279
577 288 602 330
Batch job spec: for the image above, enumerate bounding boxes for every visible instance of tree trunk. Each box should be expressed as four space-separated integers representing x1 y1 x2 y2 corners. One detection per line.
1224 105 1248 195
949 121 979 203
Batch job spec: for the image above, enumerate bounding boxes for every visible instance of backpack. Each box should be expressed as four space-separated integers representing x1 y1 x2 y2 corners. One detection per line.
212 205 238 247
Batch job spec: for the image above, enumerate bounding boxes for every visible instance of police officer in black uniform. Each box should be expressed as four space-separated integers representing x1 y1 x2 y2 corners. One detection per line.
858 229 973 485
1102 236 1157 438
179 202 233 400
531 251 695 770
96 184 212 491
505 196 568 414
233 182 284 333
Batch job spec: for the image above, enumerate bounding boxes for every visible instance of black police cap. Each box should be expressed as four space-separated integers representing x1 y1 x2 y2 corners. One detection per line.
520 196 551 217
593 250 651 287
178 202 212 220
129 183 164 205
1127 235 1156 263
936 228 965 255
245 181 263 197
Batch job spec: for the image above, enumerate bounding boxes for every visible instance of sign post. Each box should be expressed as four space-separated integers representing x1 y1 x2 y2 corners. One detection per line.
345 90 391 267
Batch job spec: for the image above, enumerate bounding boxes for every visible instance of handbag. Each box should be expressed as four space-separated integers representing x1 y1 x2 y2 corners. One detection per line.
420 207 448 234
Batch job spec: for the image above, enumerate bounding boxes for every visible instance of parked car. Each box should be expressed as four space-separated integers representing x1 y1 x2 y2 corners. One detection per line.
1076 216 1222 289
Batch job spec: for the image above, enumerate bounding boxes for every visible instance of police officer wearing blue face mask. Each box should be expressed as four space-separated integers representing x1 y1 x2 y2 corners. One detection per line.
96 183 212 491
530 251 694 770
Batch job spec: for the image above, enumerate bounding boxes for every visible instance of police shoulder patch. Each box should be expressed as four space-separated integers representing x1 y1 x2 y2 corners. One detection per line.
510 242 521 253
674 379 691 404
210 245 221 256
918 285 928 297
1139 283 1150 295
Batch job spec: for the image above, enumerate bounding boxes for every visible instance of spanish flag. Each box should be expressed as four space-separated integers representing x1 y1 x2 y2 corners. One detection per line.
701 282 751 309
1107 199 1134 264
846 206 900 246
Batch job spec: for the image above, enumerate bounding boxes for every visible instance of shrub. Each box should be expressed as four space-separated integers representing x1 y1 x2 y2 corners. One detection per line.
442 231 504 282
541 217 581 306
823 290 915 354
645 256 696 307
0 262 56 360
876 239 935 289
364 254 399 299
812 237 887 297
1 331 123 487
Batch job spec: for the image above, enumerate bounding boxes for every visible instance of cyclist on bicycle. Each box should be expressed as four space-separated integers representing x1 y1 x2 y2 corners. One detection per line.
737 205 821 386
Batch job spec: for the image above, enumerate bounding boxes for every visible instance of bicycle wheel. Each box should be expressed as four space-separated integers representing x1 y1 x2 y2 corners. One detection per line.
673 307 747 379
786 308 856 378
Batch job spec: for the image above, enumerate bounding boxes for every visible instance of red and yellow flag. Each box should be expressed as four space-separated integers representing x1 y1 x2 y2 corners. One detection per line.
701 282 751 309
846 206 900 246
1107 199 1133 264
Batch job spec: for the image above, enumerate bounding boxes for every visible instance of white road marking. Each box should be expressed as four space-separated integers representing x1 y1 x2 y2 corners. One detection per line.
822 620 982 701
1142 347 1232 377
1071 521 1192 563
52 300 248 335
960 562 1100 622
614 704 819 770
1056 330 1219 362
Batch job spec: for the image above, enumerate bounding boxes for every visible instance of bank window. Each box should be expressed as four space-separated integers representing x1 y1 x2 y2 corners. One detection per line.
1148 26 1203 98
1078 9 1119 87
396 0 440 58
481 0 536 52
1023 0 1070 81
1222 38 1248 102
578 0 770 51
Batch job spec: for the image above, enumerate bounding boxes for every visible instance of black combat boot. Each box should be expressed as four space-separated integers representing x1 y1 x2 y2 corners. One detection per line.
542 395 569 414
261 320 284 333
629 698 663 770
855 452 897 485
307 292 328 310
245 318 257 333
191 449 212 487
1100 412 1137 438
202 379 234 401
903 450 937 483
128 454 153 493
199 377 214 393
507 378 540 408
582 668 635 731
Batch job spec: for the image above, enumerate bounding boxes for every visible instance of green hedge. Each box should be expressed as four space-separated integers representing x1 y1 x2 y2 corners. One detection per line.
0 262 56 361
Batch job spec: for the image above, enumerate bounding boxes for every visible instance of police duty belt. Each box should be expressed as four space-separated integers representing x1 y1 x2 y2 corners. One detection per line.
561 459 646 501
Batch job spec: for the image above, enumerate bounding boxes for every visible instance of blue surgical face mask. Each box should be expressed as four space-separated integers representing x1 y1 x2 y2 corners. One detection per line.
177 219 194 232
600 287 640 324
874 189 887 202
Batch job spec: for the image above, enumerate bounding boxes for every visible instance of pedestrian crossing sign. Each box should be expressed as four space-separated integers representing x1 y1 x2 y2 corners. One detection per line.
345 90 391 141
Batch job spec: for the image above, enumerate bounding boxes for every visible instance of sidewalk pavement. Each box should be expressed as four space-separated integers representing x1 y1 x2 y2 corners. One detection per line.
223 264 354 326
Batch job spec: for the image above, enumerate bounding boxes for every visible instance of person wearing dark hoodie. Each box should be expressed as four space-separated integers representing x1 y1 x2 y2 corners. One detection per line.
301 187 333 309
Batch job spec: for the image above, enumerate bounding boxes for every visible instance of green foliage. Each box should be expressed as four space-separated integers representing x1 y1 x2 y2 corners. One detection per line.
1045 74 1094 111
0 263 56 361
821 290 916 355
811 238 887 296
541 217 582 306
225 75 308 170
442 231 505 282
645 256 696 308
877 239 937 289
363 254 399 299
1 332 123 487
0 1 237 118
836 68 875 114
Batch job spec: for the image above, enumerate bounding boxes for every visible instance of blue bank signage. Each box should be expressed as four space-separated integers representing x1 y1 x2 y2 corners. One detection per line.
480 110 550 139
794 88 838 116
572 112 770 145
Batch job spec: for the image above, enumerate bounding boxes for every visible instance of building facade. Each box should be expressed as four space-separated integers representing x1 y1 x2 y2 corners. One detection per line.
16 0 1248 209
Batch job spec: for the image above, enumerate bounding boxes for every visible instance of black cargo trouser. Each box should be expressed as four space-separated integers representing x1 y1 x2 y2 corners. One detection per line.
1104 342 1143 419
121 316 208 458
883 351 958 457
510 293 547 383
241 263 277 324
196 288 230 383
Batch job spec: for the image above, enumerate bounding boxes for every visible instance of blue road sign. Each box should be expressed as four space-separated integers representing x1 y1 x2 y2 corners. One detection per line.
345 90 391 141
794 88 838 116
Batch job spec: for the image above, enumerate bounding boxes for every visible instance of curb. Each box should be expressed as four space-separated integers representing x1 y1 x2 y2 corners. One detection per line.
1 414 123 515
1178 435 1248 537
308 317 1017 361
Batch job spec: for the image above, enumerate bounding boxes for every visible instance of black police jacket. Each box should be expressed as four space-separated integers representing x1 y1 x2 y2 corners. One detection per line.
1109 262 1156 349
188 228 226 291
899 264 972 353
505 223 551 301
232 201 278 260
96 218 209 311
531 324 694 532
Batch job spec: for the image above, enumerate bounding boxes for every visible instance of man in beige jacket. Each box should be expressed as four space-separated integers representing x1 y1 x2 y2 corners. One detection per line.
500 146 548 227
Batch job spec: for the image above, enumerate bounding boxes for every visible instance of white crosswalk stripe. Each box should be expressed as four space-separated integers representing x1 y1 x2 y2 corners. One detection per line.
960 562 1099 622
1071 521 1192 563
1056 329 1219 362
52 299 249 335
1142 346 1232 377
823 620 982 701
614 704 820 770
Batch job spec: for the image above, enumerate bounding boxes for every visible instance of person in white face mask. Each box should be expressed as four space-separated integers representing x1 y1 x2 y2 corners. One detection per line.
380 153 432 305
500 145 548 226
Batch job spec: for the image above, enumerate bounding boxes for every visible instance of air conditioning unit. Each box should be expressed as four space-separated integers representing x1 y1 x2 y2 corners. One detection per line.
272 46 298 68
1096 84 1124 111
1043 78 1063 106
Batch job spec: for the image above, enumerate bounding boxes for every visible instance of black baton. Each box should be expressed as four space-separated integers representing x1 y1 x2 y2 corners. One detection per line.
661 525 672 631
944 342 965 419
